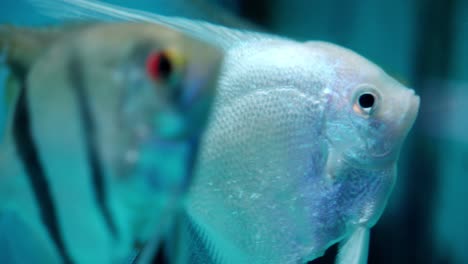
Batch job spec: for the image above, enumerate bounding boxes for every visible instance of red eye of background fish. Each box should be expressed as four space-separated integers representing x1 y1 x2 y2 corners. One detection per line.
146 51 172 81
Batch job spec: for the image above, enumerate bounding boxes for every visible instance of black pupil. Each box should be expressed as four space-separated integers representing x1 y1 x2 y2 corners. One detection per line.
158 54 172 78
358 93 375 108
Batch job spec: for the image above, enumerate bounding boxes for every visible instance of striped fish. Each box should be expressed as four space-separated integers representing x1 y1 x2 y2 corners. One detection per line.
0 23 223 263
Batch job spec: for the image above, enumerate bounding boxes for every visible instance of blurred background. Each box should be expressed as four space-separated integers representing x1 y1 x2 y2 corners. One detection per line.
1 0 467 263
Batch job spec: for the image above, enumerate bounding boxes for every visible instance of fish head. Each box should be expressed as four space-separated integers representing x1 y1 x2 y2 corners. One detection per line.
97 24 224 195
347 78 419 166
306 41 419 228
311 41 420 170
104 23 223 142
72 23 223 242
56 23 224 233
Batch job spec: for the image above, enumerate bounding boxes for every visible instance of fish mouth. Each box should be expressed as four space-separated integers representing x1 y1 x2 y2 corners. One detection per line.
399 89 420 133
375 89 420 154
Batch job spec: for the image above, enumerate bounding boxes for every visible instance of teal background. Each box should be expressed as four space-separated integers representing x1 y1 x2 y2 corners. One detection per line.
1 0 467 263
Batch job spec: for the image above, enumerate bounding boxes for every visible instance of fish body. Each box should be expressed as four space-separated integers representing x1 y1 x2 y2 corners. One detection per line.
13 1 420 263
0 22 223 263
182 40 419 264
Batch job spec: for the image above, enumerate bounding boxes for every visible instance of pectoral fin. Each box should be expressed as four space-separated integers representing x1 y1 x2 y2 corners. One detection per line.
325 148 346 181
336 227 370 264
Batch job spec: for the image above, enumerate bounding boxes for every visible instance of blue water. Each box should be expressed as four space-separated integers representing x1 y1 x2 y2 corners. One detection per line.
0 63 6 140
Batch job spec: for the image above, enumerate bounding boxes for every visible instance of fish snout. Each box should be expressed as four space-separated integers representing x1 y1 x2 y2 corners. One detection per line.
400 89 420 133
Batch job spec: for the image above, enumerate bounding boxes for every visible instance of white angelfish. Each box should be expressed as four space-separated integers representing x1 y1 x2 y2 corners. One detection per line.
183 41 419 264
24 1 420 263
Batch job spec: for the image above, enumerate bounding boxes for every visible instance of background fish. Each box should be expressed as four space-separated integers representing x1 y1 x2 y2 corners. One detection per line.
10 1 419 263
0 22 223 263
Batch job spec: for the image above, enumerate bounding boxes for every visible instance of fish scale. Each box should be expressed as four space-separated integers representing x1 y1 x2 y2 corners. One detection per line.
185 88 325 263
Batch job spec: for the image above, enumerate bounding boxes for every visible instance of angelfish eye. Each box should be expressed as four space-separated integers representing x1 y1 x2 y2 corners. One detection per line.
358 93 375 109
146 51 173 81
353 87 379 116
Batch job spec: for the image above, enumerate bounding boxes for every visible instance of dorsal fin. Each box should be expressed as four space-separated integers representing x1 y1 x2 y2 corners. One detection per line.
27 0 269 50
0 24 88 78
0 23 88 144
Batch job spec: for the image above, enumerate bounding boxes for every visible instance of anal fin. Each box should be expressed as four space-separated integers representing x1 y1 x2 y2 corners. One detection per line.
336 227 370 264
